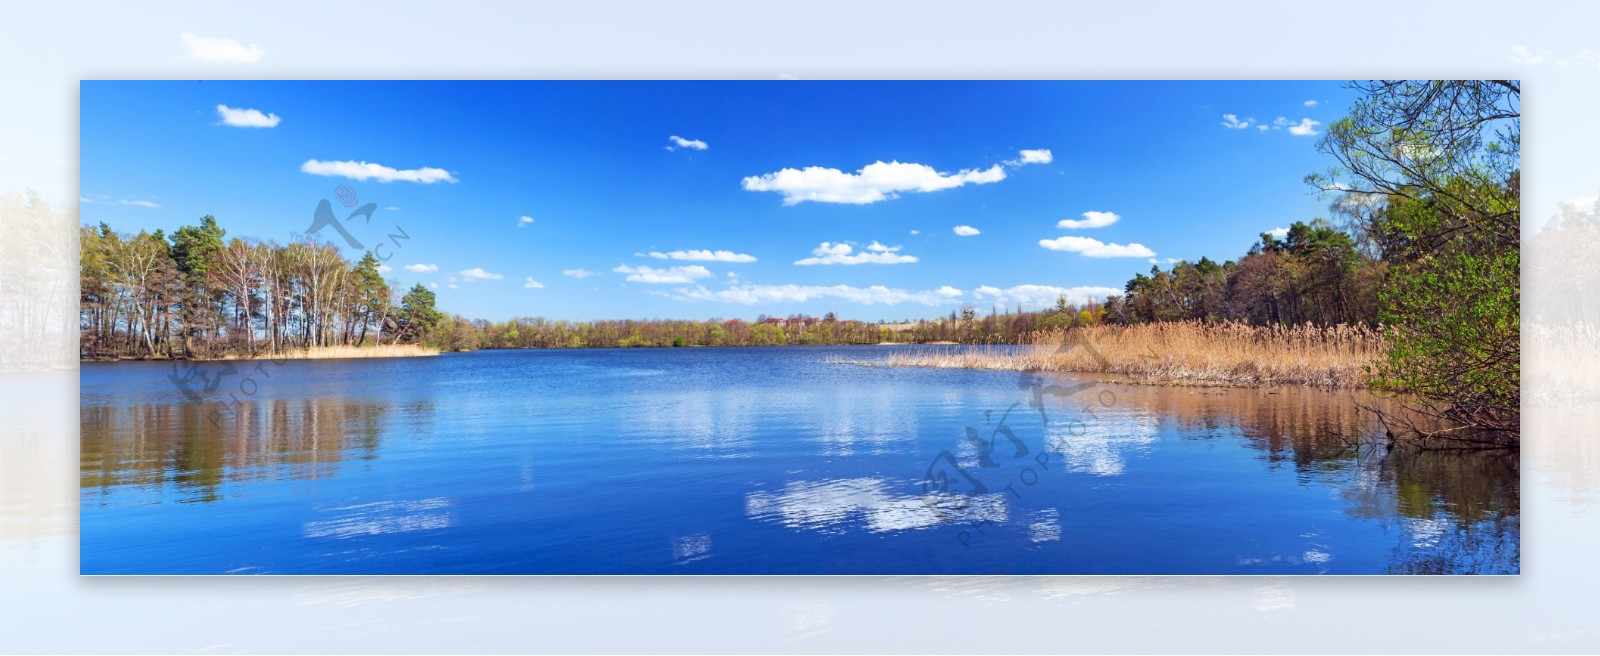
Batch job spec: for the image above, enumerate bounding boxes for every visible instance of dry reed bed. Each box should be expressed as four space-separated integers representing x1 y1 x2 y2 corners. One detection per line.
210 344 440 361
851 321 1386 388
1526 321 1600 402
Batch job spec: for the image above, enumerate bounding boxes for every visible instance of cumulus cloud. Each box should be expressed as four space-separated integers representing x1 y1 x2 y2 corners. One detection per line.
614 264 712 284
300 159 458 184
563 268 601 279
794 241 918 265
460 267 503 281
1287 118 1321 136
952 225 980 236
403 263 438 273
910 229 921 235
972 284 1124 309
180 33 264 63
1005 148 1054 166
1056 211 1119 229
937 286 964 298
518 216 534 227
523 277 545 289
647 249 757 263
1228 115 1319 136
377 264 393 273
666 283 960 306
1039 236 1155 258
215 104 280 128
742 159 1007 205
1266 226 1291 239
1304 100 1320 107
667 135 708 151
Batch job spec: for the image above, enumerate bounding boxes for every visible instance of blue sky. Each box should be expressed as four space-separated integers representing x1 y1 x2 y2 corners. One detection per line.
81 80 1355 322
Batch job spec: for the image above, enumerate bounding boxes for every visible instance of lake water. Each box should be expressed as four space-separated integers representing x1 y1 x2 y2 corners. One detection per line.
80 346 1519 575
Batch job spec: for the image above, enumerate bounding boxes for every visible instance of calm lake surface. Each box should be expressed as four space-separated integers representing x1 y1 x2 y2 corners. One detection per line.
80 346 1519 574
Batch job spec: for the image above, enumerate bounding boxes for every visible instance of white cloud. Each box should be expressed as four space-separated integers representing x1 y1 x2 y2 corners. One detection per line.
429 282 438 289
1287 118 1321 137
909 229 921 235
1005 148 1054 166
460 267 504 281
1266 226 1290 239
1039 235 1155 258
403 263 438 273
937 286 964 298
667 135 708 151
742 159 1007 205
972 284 1124 309
667 283 960 306
300 159 458 184
952 225 981 237
1303 100 1320 107
518 216 534 227
1509 45 1549 65
215 104 280 128
647 249 757 263
1337 189 1384 208
1221 114 1253 129
377 264 393 273
523 277 545 289
119 199 161 209
179 33 264 63
1056 211 1119 229
563 268 601 279
1257 125 1269 132
614 264 712 284
794 241 918 266
385 206 400 211
1018 149 1053 164
447 284 459 289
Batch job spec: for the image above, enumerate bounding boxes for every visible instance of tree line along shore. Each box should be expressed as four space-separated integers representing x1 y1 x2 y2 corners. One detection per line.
79 81 1519 444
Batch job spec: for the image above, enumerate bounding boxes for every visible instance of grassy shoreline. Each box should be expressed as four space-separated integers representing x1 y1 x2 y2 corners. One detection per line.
83 344 441 362
836 321 1386 389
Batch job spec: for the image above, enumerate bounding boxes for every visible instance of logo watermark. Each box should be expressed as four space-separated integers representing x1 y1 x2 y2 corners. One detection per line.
169 184 414 426
918 331 1150 548
305 184 411 261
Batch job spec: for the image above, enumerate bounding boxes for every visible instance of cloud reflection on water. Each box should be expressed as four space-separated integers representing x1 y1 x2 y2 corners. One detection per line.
745 478 1007 534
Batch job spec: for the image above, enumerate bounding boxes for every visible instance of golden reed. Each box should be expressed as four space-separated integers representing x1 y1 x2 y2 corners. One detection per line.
862 321 1386 388
211 344 441 361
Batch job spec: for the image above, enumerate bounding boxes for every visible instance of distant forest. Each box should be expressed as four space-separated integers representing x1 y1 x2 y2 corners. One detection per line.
77 213 1109 358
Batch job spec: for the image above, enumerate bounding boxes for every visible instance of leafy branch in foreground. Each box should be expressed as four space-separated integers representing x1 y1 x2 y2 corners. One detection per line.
1311 80 1520 444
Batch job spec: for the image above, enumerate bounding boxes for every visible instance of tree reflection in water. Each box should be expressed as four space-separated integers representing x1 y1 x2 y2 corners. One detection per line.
80 397 416 504
1057 382 1519 574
